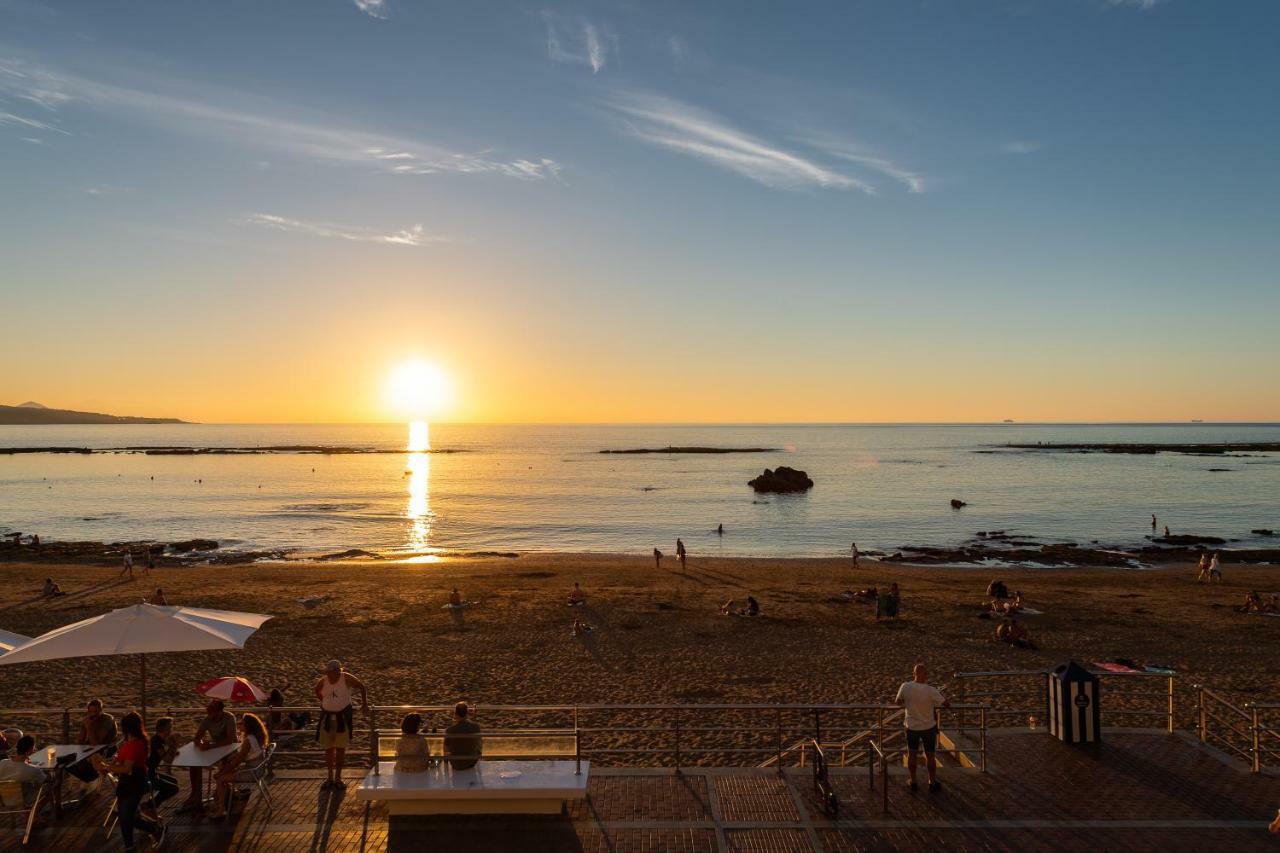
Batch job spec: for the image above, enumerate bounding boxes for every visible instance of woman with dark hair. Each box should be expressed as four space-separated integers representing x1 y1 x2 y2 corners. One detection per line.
92 711 164 851
394 713 430 773
206 706 268 814
207 713 269 819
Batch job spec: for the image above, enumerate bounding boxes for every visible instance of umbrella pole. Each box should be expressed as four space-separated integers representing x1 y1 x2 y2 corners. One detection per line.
140 653 148 722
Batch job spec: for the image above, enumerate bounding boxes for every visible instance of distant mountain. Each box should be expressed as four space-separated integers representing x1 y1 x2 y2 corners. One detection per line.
0 404 187 425
17 401 48 409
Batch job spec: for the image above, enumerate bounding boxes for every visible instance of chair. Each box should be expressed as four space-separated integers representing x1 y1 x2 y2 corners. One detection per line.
0 779 45 846
231 742 276 809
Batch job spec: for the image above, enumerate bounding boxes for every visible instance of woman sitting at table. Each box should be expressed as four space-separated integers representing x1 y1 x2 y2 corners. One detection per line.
394 713 431 773
206 714 268 819
93 712 164 852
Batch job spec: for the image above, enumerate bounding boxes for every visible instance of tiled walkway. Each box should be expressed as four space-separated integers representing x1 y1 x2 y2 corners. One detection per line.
3 732 1276 851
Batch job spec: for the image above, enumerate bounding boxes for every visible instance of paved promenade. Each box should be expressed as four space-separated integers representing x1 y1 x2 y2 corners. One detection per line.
3 731 1275 851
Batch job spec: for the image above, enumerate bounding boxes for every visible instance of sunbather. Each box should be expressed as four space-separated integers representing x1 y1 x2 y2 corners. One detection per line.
572 619 593 637
42 578 64 597
568 583 586 606
1238 591 1264 613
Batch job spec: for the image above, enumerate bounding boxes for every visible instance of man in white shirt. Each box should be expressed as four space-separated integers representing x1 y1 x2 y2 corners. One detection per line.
894 663 950 792
0 735 47 805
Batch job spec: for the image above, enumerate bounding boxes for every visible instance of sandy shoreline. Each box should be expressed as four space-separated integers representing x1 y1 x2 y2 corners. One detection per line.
1 553 1277 729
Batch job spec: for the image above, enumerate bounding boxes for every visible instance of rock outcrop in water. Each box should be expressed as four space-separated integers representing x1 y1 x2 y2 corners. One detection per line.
748 466 813 493
950 499 967 509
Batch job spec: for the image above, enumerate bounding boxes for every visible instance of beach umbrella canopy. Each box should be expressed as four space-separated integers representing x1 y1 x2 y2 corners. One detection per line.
197 675 268 704
0 604 272 718
0 629 30 654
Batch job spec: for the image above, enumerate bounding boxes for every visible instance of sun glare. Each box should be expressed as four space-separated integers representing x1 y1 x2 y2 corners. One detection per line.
386 360 453 420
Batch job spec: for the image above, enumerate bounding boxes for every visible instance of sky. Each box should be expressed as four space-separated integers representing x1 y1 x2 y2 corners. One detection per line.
1 0 1278 423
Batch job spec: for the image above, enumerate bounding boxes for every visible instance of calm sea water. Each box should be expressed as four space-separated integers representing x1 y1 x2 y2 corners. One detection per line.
1 424 1278 559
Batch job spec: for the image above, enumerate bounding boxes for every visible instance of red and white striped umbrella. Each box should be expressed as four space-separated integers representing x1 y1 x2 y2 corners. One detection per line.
196 675 268 703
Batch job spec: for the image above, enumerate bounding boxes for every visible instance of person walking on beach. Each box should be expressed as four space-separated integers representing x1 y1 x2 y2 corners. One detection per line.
120 549 134 579
851 542 859 567
894 663 949 793
676 538 687 569
1197 553 1210 583
1209 551 1222 582
653 548 663 568
314 660 369 791
144 548 155 575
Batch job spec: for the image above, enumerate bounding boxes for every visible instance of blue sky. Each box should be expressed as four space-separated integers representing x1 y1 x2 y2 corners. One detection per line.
1 0 1277 422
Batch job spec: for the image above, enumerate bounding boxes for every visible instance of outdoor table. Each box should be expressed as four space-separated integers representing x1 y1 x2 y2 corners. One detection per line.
30 743 106 818
172 741 240 803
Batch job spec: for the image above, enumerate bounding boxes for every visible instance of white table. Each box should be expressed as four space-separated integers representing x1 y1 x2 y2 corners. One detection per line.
172 741 240 803
30 744 107 817
358 760 590 815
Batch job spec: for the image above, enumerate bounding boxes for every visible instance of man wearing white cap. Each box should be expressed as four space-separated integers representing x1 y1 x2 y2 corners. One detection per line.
313 659 368 791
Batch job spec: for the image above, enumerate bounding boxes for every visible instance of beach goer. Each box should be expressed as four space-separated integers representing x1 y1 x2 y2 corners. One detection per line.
394 713 430 773
120 549 135 579
572 618 593 637
676 538 687 569
1271 809 1280 834
745 595 760 616
1151 514 1157 529
1163 525 1171 538
1265 595 1280 614
1197 554 1211 583
68 698 117 783
143 717 180 820
0 735 46 806
314 660 368 791
719 598 735 615
145 548 155 574
42 577 64 597
851 542 859 567
152 588 168 606
876 583 901 622
985 580 1009 600
1238 591 1264 613
1209 552 1222 582
177 699 237 813
653 548 663 568
568 583 586 606
894 664 949 792
206 714 268 819
448 587 464 607
717 524 724 536
92 711 164 851
443 702 481 771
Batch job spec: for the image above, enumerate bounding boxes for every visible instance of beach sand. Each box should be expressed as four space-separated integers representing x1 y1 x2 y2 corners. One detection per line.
1 554 1276 721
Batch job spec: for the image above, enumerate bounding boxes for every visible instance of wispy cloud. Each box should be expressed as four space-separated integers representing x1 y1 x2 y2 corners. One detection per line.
546 15 612 74
236 213 446 247
353 0 388 19
1001 140 1041 155
1106 0 1164 9
0 57 560 180
0 109 66 133
667 35 689 69
605 91 873 192
801 136 928 193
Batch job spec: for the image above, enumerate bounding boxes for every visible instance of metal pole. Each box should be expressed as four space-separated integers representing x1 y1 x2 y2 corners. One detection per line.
1167 676 1175 734
867 741 874 789
1251 705 1261 773
980 707 987 773
1197 686 1206 743
370 706 378 776
673 711 681 773
140 653 148 723
878 706 888 814
957 676 966 737
574 706 582 776
776 708 783 771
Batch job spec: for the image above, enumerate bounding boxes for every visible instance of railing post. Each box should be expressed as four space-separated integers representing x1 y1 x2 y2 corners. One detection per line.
673 711 681 773
574 705 582 776
61 708 71 743
980 706 987 773
369 706 378 776
867 741 874 789
878 706 888 814
1167 676 1175 734
1251 704 1261 773
1196 685 1206 743
775 708 783 772
957 676 966 738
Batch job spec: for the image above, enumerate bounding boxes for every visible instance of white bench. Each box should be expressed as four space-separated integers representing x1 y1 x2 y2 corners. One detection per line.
356 760 589 815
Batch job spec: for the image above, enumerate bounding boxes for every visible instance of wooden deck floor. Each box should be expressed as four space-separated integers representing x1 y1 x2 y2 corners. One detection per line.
3 731 1275 851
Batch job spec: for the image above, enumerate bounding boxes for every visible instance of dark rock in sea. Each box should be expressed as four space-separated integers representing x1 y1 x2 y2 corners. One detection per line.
950 499 967 509
748 466 814 493
1206 468 1232 472
315 549 383 561
168 538 219 552
602 446 776 455
1252 529 1275 536
1151 534 1226 546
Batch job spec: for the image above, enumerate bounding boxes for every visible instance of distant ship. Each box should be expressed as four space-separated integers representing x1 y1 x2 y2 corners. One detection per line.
1191 419 1204 423
1002 419 1015 423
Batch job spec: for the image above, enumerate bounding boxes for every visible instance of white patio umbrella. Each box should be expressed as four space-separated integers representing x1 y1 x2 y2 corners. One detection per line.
0 629 30 654
0 604 272 719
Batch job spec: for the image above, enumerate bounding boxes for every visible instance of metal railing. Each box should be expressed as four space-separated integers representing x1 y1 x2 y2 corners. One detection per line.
1195 688 1280 773
953 669 1178 735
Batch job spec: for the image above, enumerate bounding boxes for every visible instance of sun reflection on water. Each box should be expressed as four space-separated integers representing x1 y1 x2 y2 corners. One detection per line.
405 421 433 553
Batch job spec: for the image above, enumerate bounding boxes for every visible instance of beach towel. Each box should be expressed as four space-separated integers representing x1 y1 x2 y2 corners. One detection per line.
1092 661 1139 673
1143 665 1177 674
443 602 474 610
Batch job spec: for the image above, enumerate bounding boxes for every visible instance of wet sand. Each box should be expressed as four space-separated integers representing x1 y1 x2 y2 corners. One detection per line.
1 554 1277 718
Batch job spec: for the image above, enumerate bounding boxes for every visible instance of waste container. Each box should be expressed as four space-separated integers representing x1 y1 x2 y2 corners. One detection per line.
1047 660 1101 744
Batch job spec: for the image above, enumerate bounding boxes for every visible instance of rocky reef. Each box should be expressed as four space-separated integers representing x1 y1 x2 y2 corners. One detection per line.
748 466 814 493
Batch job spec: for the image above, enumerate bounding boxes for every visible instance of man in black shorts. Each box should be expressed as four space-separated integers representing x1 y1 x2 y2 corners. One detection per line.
894 663 950 792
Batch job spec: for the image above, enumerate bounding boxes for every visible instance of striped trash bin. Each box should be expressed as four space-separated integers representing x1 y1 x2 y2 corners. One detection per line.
1047 660 1101 744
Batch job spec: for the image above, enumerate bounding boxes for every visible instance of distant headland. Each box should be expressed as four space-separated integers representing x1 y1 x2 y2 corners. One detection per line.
0 401 187 425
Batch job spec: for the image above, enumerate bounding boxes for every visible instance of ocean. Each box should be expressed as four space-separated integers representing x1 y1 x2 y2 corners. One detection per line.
1 423 1278 560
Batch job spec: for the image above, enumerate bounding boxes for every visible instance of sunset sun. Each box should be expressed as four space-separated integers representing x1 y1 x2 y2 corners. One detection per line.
385 360 453 421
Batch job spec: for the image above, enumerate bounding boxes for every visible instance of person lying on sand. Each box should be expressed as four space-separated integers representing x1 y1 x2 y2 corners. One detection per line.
995 617 1037 649
42 577 64 597
1265 595 1280 614
1238 591 1264 613
568 583 586 606
836 587 877 603
572 619 594 637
